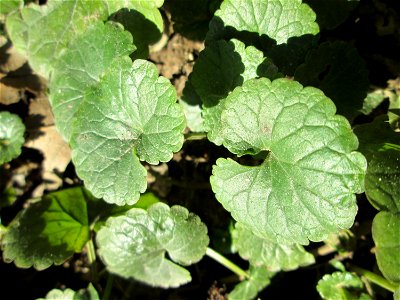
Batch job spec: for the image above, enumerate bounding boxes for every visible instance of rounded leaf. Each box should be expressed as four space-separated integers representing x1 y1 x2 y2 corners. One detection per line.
212 0 319 44
190 38 280 144
0 111 25 164
96 203 209 288
317 271 364 300
1 187 90 270
49 21 135 141
211 78 367 245
71 58 185 205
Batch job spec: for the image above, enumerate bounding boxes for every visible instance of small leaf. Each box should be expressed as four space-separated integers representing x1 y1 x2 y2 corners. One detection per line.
37 283 99 300
355 117 400 212
372 211 400 284
210 0 319 45
1 187 90 270
317 271 364 300
360 89 386 116
211 78 366 245
71 58 185 205
295 41 369 119
50 21 135 141
190 38 280 144
0 111 25 164
229 266 274 300
96 203 209 288
233 223 315 271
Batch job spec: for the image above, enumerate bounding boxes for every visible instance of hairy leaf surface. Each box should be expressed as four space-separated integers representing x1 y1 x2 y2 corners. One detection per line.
5 0 107 77
211 78 366 244
317 271 364 300
37 284 99 300
71 58 185 205
5 0 159 78
190 38 279 144
229 266 274 300
96 203 209 288
0 111 25 164
355 117 400 212
372 211 400 284
1 187 90 270
50 21 135 141
233 223 315 271
211 0 319 44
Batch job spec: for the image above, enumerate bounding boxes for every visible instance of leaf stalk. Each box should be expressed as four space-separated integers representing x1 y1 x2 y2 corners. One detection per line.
184 132 207 141
205 247 249 279
348 264 398 292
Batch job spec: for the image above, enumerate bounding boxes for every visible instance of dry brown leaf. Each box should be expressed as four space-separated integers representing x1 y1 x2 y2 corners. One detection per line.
25 126 71 197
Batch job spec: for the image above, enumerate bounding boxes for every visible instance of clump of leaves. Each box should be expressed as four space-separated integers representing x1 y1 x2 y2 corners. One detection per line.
1 0 399 299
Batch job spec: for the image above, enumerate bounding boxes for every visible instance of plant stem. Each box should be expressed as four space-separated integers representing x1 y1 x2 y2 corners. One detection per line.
87 239 96 264
184 132 207 141
102 274 114 300
86 239 97 281
205 247 249 279
349 265 398 292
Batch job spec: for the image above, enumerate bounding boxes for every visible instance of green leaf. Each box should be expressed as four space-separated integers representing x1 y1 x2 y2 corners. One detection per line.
211 78 366 245
0 187 18 208
360 90 386 116
317 271 364 300
110 8 162 59
210 0 319 45
228 266 274 300
355 117 400 212
233 223 315 271
295 41 369 119
305 0 359 30
360 80 400 130
164 0 222 40
91 192 161 232
70 58 185 205
190 38 280 144
49 21 135 141
0 111 25 164
395 287 400 300
96 203 209 288
372 211 400 284
37 283 99 300
5 0 109 78
1 187 90 270
0 0 22 18
108 0 165 58
107 0 164 34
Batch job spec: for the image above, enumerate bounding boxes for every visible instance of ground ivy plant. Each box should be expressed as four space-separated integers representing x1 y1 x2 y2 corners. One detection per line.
0 0 399 299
